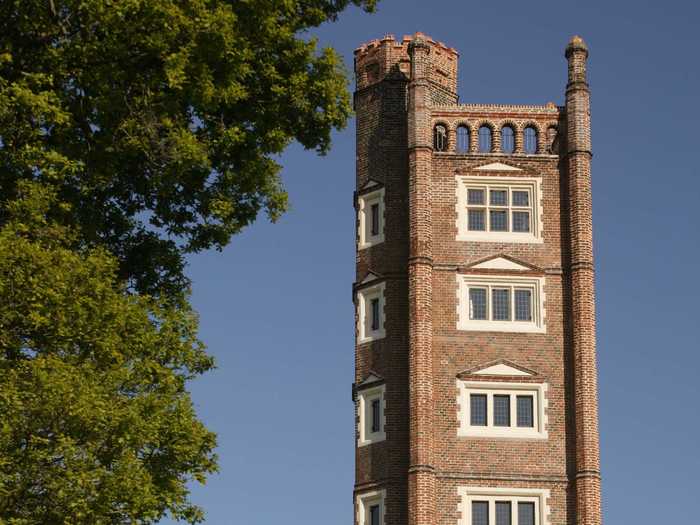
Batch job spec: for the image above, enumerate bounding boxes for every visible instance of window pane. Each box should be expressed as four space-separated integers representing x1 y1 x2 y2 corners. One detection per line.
490 190 508 206
370 203 379 236
478 126 492 153
490 210 508 232
492 288 510 320
468 209 486 231
370 504 381 525
514 289 532 321
470 394 487 426
493 394 511 426
371 298 380 330
524 127 538 154
512 211 530 232
371 398 381 432
518 502 535 525
496 502 512 525
469 288 487 320
457 125 470 153
468 188 485 205
512 190 529 206
517 396 534 428
501 126 515 154
472 501 489 525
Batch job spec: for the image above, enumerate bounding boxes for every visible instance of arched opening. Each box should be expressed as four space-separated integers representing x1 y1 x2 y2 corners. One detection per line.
524 126 538 154
478 126 492 153
501 126 515 154
456 125 470 153
434 124 448 152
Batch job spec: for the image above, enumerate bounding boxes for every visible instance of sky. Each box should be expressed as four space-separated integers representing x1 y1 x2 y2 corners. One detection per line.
162 1 700 523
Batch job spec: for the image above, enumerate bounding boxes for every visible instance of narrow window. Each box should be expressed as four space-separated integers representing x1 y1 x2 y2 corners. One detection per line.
470 394 487 426
371 398 381 433
369 504 381 525
524 126 538 154
434 124 448 152
478 126 492 153
546 126 558 154
469 288 487 320
517 395 534 428
472 501 489 525
496 501 512 525
492 288 510 321
518 502 536 525
514 289 532 321
493 394 511 426
489 189 508 232
456 125 470 153
370 298 380 331
501 125 515 154
370 203 380 236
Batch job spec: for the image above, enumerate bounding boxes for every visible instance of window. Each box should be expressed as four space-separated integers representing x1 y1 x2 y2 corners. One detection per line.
501 126 515 154
434 124 448 152
546 126 558 154
357 282 386 343
458 275 545 333
456 176 543 243
524 126 538 154
358 187 385 249
458 488 550 525
357 384 386 446
478 126 492 153
357 490 386 525
457 125 470 153
457 381 548 439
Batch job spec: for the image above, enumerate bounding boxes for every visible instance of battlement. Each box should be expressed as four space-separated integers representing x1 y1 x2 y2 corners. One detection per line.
354 32 459 93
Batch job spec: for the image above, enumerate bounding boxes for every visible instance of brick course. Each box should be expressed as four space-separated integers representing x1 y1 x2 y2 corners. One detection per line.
353 33 601 525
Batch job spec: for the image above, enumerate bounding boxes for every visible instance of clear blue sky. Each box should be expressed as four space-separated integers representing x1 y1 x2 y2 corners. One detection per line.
163 1 699 523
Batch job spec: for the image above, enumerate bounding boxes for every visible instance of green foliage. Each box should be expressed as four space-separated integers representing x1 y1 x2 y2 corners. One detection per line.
0 184 217 524
0 0 376 297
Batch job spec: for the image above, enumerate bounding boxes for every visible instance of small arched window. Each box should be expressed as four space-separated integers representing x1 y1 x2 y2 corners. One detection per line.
524 126 538 154
456 125 470 153
434 124 448 152
501 126 515 154
478 126 492 153
546 126 558 154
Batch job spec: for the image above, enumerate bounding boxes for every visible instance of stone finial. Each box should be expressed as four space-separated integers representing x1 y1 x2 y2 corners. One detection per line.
565 35 589 58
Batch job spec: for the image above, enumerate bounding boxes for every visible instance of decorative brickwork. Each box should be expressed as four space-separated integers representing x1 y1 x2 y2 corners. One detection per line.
353 33 601 525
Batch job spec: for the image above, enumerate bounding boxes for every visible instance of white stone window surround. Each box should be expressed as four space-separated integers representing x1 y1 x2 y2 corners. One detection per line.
356 489 386 525
456 175 543 243
357 281 386 343
457 274 546 333
456 380 549 439
357 384 386 447
458 487 551 525
358 187 385 250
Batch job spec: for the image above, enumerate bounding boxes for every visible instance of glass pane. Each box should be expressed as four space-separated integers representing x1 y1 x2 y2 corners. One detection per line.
478 126 492 153
371 398 381 432
370 504 381 525
493 395 511 426
512 190 530 206
490 210 508 232
457 125 470 153
518 502 535 525
496 502 512 525
470 394 487 426
468 209 486 231
472 501 489 525
469 288 487 320
501 126 515 154
468 188 485 205
370 203 380 236
517 396 534 428
490 190 508 206
491 288 510 320
512 211 530 233
524 127 538 154
371 298 380 330
514 289 532 321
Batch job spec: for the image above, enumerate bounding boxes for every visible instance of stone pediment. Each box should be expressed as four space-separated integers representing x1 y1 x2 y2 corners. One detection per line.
474 161 522 172
458 359 539 378
466 254 541 272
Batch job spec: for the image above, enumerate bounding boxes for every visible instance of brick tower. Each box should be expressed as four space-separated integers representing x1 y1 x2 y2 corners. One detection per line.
351 34 601 525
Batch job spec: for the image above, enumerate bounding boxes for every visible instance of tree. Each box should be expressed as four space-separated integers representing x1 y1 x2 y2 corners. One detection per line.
0 183 217 524
0 0 376 297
